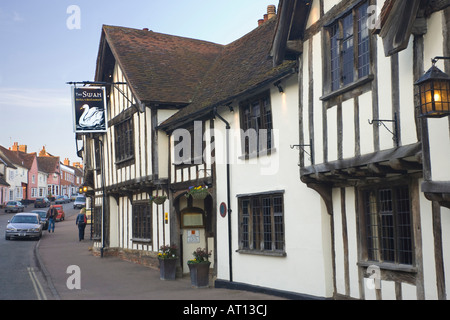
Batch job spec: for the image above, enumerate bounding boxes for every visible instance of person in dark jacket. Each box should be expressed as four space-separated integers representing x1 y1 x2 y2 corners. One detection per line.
76 208 87 241
46 205 58 233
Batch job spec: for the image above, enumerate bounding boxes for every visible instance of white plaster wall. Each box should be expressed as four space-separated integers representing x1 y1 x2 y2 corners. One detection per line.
323 0 340 14
215 75 333 298
358 92 374 155
402 283 417 300
342 99 355 159
398 37 417 146
306 0 322 29
377 37 395 151
419 186 439 300
312 33 324 164
345 187 360 299
442 206 450 297
332 189 345 295
327 107 338 161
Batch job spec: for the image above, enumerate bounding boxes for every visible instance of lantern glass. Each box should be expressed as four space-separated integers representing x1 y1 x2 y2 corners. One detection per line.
416 64 450 118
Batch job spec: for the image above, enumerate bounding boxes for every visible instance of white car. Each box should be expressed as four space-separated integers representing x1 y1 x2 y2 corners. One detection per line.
5 213 43 240
73 196 86 209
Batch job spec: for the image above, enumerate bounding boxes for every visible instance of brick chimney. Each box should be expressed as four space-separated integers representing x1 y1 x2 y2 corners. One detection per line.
73 162 83 169
267 5 276 20
64 158 70 166
18 145 27 153
39 146 47 157
10 142 18 151
258 5 277 26
10 142 27 153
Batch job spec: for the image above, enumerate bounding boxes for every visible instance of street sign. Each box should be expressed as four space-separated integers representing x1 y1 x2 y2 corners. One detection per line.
220 202 227 218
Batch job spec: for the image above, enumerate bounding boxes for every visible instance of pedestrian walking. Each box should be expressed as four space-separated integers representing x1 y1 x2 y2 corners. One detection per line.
76 208 87 241
46 205 58 233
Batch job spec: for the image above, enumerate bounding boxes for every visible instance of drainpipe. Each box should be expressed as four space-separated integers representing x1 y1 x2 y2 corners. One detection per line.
213 107 233 283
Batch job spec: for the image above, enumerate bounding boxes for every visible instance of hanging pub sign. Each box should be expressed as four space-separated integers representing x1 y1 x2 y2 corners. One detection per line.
72 86 108 133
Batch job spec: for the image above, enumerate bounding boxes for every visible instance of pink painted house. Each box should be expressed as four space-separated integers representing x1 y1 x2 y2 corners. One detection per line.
9 143 39 201
37 146 61 199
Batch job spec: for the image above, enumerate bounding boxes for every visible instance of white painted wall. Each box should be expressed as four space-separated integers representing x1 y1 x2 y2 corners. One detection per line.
214 75 333 298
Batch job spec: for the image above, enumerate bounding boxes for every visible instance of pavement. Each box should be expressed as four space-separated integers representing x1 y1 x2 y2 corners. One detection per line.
35 212 286 301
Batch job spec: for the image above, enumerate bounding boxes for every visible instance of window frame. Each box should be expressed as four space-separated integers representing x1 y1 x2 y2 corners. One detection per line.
131 201 152 243
237 191 285 256
358 182 415 268
114 117 135 165
239 91 274 158
323 0 372 100
173 121 205 168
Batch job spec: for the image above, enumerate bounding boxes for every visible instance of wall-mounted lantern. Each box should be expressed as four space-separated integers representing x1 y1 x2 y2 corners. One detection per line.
415 56 450 118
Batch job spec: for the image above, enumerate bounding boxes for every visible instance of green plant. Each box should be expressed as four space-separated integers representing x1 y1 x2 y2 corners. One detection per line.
150 195 167 205
158 244 178 259
187 247 212 264
185 185 209 200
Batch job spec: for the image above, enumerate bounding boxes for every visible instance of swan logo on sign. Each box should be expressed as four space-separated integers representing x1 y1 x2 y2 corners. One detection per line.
72 86 108 133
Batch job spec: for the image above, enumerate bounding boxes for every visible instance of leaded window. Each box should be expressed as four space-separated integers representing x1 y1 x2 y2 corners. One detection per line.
238 192 285 253
132 202 152 240
363 185 414 265
328 1 370 92
114 118 134 164
240 92 273 156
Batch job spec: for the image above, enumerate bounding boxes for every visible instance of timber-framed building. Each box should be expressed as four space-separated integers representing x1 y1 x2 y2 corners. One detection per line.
79 1 450 299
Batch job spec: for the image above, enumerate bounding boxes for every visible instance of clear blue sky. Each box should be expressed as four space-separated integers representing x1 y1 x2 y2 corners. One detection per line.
0 0 278 163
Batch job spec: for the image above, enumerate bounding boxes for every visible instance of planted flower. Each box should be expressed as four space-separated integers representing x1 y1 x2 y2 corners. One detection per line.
158 244 178 260
187 247 212 264
185 185 209 200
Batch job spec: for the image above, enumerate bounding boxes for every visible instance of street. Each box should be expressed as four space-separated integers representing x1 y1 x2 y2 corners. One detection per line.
1 202 285 302
0 202 76 300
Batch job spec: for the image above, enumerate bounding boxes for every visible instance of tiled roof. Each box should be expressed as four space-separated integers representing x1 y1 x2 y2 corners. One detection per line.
0 146 26 169
101 25 224 105
37 156 60 174
160 17 296 128
0 147 17 169
98 16 296 130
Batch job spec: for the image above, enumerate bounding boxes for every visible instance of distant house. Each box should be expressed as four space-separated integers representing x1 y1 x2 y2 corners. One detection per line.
60 159 75 197
0 154 12 205
37 147 61 198
0 145 28 202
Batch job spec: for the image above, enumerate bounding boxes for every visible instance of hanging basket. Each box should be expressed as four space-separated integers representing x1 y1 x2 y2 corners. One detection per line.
150 195 167 205
185 186 209 200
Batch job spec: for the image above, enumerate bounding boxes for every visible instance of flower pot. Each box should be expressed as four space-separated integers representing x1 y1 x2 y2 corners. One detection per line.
151 196 166 205
188 262 211 288
191 191 208 200
159 258 177 281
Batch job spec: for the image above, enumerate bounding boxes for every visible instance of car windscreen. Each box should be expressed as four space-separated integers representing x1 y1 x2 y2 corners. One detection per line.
76 197 86 202
11 216 39 224
33 212 46 219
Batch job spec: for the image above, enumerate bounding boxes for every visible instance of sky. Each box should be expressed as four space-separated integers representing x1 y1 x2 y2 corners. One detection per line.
0 0 278 163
